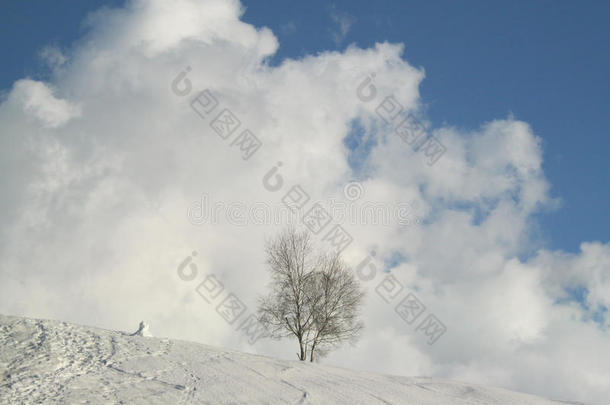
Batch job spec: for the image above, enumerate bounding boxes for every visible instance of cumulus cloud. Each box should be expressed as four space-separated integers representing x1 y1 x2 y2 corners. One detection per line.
0 0 607 404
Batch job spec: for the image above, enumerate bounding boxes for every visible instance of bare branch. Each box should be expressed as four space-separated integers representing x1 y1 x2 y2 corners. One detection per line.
257 227 365 362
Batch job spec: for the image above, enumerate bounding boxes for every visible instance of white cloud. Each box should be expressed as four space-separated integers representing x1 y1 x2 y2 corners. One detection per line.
40 47 68 70
9 79 81 128
330 8 356 45
0 0 607 404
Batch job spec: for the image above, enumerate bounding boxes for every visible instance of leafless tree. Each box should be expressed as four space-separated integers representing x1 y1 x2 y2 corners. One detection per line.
306 252 364 362
258 227 364 362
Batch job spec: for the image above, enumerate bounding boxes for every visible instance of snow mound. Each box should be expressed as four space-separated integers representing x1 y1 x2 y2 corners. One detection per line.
130 321 152 337
0 314 576 405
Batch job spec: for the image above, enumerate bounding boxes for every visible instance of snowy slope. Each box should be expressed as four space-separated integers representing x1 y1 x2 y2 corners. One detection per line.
0 314 576 405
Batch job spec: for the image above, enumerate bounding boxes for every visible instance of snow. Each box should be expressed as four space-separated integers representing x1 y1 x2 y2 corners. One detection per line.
0 314 577 404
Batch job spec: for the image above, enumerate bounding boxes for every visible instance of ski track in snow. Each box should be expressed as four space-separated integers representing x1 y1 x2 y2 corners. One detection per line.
0 314 579 405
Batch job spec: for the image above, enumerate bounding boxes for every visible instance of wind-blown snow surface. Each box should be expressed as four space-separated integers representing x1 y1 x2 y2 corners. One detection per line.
0 314 578 405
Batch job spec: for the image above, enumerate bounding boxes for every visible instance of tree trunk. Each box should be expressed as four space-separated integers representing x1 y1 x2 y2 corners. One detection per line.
299 340 306 361
310 343 316 362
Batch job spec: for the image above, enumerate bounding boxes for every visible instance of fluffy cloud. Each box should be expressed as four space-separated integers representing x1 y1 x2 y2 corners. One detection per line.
0 0 607 404
8 79 81 128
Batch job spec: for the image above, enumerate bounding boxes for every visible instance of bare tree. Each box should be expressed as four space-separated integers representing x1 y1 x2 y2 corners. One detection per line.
258 227 315 360
307 253 364 362
258 227 364 362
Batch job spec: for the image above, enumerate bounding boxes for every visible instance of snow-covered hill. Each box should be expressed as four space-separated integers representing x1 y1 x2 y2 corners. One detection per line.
0 314 577 404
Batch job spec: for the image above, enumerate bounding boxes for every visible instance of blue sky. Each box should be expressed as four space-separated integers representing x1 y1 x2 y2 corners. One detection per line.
1 0 607 253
